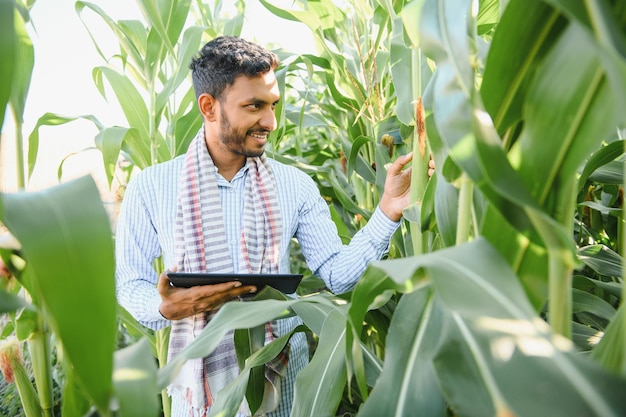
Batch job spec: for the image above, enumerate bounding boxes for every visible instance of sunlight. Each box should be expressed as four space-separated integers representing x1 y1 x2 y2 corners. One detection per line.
477 316 575 362
113 368 150 382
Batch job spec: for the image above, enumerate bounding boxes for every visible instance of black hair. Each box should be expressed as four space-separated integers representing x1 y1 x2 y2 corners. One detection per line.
189 35 280 100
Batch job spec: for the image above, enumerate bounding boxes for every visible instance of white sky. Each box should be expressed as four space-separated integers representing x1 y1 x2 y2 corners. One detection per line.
1 0 314 195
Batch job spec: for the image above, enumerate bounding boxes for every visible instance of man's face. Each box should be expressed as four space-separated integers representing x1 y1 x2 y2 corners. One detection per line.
216 71 280 158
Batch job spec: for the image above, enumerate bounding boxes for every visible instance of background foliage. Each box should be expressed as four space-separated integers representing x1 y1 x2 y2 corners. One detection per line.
0 0 625 416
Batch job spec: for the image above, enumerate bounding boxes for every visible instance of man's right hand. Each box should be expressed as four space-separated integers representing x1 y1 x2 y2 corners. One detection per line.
157 267 257 320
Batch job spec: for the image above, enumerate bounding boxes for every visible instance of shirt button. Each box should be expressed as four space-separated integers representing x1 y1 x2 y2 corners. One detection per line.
230 239 237 246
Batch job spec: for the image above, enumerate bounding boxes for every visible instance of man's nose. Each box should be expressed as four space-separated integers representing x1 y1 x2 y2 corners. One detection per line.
259 108 277 131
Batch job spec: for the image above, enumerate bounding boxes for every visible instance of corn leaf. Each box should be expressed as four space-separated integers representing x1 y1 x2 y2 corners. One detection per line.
1 176 117 413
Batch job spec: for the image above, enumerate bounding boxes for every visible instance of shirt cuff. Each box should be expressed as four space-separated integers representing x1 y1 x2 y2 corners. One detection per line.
367 206 402 245
148 292 168 321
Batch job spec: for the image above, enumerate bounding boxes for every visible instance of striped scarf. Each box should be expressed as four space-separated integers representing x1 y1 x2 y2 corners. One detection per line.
167 128 287 416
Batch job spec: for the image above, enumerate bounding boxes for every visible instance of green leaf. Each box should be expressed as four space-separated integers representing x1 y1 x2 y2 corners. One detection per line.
14 304 37 341
291 309 347 417
97 66 150 140
592 304 625 374
370 238 537 320
460 315 626 416
118 305 156 356
572 288 616 322
94 126 128 188
113 338 159 417
0 0 15 130
8 5 33 124
578 244 623 278
26 113 77 180
157 296 335 389
480 0 566 133
578 140 625 191
358 287 446 417
234 324 266 414
155 25 204 114
208 326 303 417
1 176 117 413
76 2 145 69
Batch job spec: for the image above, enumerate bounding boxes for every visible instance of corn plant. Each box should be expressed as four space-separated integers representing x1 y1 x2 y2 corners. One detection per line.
156 1 626 416
260 0 435 259
2 0 625 416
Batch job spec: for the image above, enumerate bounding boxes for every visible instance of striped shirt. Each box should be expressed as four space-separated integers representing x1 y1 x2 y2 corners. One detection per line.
115 154 400 416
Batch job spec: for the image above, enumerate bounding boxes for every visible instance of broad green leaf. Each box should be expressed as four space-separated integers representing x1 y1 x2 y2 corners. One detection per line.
233 324 266 413
155 25 204 114
14 303 37 341
543 0 626 109
157 295 335 389
136 0 176 53
587 160 625 185
8 5 33 124
592 304 625 374
118 305 156 356
400 0 425 47
26 113 77 180
578 244 623 278
511 24 617 212
260 0 345 32
574 275 622 300
358 287 446 417
476 0 501 36
121 127 152 169
1 176 117 413
208 326 304 417
389 17 415 125
75 2 145 70
370 237 537 320
578 140 625 191
96 66 150 140
113 338 159 417
61 355 91 417
572 288 616 322
94 126 128 188
291 309 347 417
433 314 499 417
433 175 458 246
460 315 626 416
0 0 15 130
172 108 202 156
480 0 566 133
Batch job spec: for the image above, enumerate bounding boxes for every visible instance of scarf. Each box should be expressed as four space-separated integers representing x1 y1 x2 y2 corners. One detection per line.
167 128 288 416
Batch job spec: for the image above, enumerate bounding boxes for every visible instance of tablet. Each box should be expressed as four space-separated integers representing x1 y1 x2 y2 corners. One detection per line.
166 272 303 294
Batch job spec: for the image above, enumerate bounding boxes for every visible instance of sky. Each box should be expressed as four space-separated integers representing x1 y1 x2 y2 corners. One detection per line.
1 0 314 195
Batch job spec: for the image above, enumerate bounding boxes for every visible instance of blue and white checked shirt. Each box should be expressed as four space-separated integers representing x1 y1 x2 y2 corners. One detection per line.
115 153 400 416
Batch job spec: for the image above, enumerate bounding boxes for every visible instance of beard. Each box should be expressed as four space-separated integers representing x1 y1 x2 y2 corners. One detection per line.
219 108 265 158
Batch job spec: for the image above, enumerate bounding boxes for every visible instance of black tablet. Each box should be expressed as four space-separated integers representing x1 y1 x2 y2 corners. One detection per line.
166 272 303 294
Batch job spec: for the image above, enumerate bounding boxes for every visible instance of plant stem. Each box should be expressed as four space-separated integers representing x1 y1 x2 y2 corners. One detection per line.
156 327 171 417
13 110 25 190
148 78 158 166
547 247 572 339
456 173 473 245
408 48 431 255
28 329 54 417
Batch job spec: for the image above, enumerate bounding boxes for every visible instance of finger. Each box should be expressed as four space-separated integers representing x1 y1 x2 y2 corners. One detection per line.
388 152 413 175
157 270 174 294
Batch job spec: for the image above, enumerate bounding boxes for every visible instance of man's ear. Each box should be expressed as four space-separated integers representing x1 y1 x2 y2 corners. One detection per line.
198 93 217 121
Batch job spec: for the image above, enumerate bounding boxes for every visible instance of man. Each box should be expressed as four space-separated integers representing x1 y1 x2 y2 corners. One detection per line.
115 36 416 417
